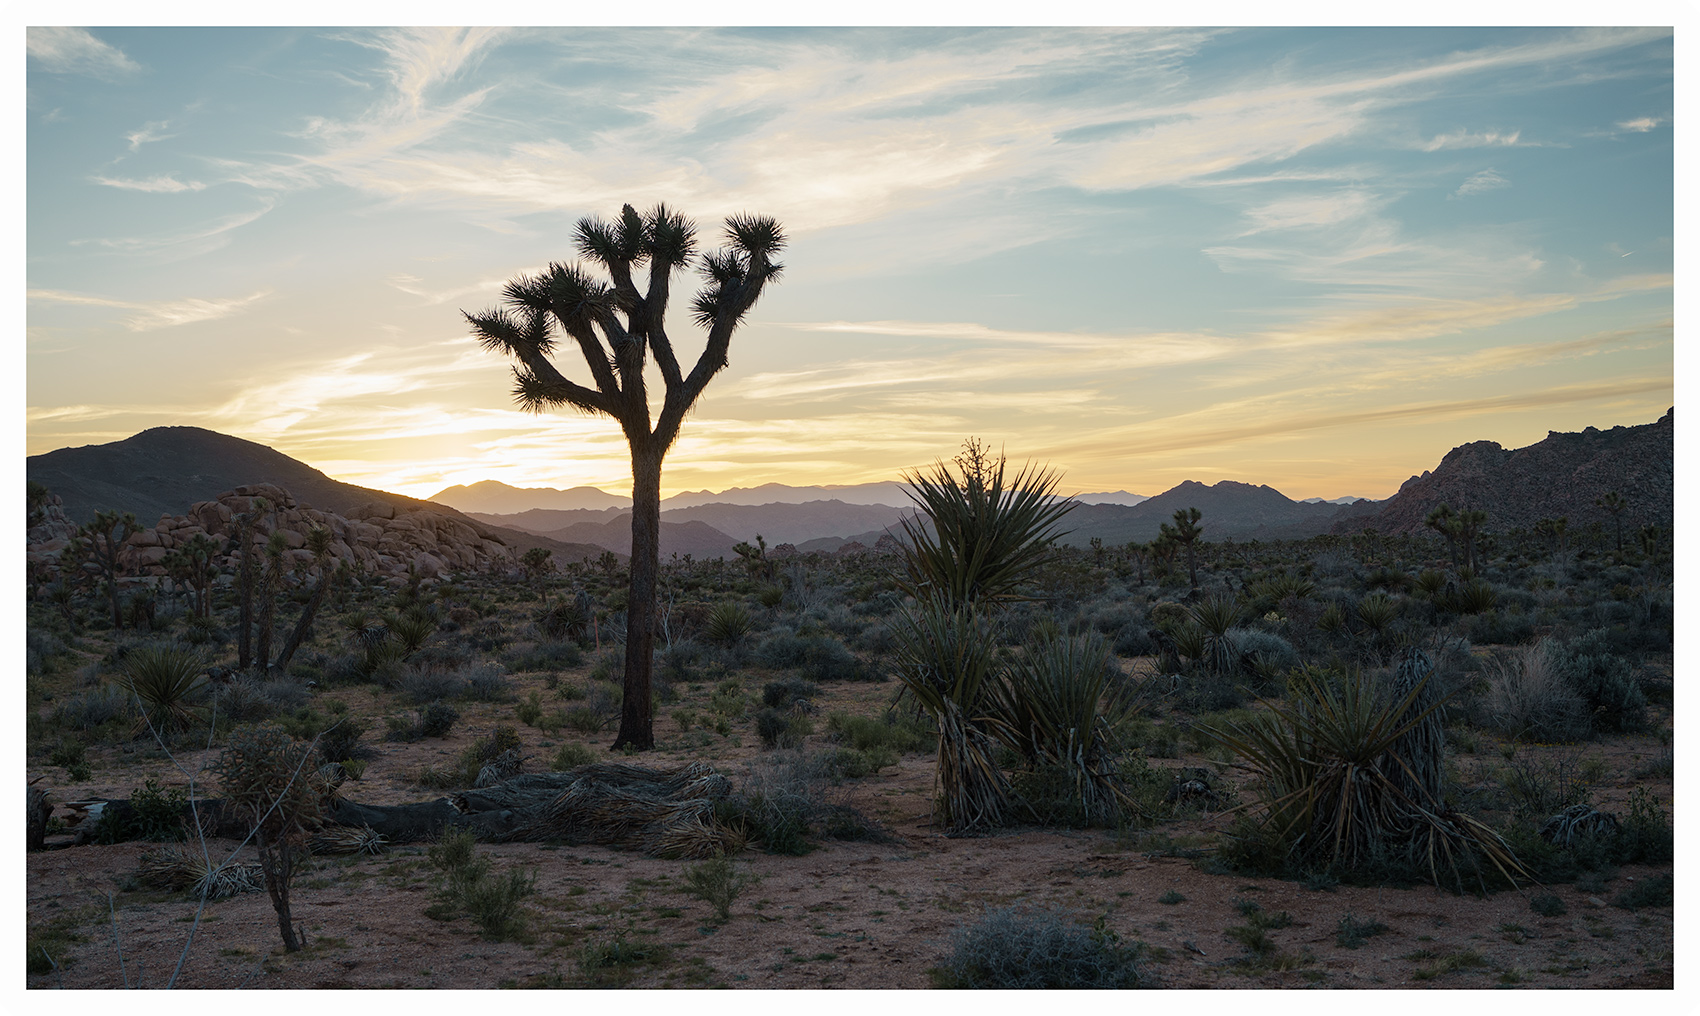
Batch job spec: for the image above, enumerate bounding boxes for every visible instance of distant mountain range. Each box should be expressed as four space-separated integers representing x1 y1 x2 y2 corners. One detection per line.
25 427 617 565
29 410 1667 564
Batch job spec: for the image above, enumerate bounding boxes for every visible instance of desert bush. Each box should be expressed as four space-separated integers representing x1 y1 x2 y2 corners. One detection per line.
679 853 759 922
92 777 189 843
1227 628 1298 686
1112 623 1156 658
461 663 514 702
826 710 933 755
553 742 597 769
1549 630 1647 733
398 666 467 705
1464 609 1536 647
757 629 868 682
49 683 136 733
762 677 819 709
315 716 372 765
754 707 814 750
933 905 1151 989
1494 749 1593 821
506 640 584 673
1483 640 1589 742
427 826 536 940
49 738 92 782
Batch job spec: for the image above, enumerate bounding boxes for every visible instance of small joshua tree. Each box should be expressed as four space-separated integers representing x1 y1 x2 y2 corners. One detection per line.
208 724 325 951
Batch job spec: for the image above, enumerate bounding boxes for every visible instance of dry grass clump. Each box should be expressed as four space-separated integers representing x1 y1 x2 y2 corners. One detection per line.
1483 639 1589 742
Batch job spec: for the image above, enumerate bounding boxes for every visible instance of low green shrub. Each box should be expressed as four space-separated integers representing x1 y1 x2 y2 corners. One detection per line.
825 711 933 754
679 853 759 922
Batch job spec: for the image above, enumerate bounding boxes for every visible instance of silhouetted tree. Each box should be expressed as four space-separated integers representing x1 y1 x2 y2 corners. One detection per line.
1160 507 1203 588
70 509 139 629
1596 490 1628 553
465 203 785 750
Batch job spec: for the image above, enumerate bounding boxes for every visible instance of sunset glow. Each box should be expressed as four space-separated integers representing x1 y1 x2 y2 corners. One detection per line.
27 25 1673 502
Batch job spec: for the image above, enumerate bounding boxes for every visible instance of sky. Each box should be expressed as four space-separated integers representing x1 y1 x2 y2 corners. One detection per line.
24 23 1675 502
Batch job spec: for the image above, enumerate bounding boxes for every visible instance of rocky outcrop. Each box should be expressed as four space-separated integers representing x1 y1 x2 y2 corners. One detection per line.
28 482 516 585
1331 409 1673 537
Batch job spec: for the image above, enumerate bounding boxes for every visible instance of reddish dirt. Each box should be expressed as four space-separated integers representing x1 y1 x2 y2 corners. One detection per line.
26 674 1676 990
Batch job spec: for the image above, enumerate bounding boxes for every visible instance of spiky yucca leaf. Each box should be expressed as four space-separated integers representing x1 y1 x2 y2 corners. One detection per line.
120 644 206 734
897 451 1074 606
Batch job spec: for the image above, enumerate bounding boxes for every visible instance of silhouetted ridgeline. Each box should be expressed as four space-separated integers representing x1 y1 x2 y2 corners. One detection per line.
1330 409 1673 537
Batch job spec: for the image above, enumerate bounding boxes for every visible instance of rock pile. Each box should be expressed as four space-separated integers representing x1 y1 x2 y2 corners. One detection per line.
28 482 515 585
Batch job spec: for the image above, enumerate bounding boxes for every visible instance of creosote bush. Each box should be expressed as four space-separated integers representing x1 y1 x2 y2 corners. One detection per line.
679 853 759 922
932 905 1153 989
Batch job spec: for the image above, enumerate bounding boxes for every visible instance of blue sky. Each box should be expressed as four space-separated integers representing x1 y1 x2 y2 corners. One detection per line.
25 25 1674 501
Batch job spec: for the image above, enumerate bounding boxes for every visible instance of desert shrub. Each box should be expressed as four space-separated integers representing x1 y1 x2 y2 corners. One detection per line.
506 640 584 673
761 677 819 709
315 716 372 764
933 905 1151 989
1112 623 1155 658
1529 892 1567 916
1615 786 1673 865
757 630 868 682
422 701 459 737
754 707 813 750
461 663 514 702
398 666 467 705
1227 628 1298 686
1612 872 1673 912
1464 609 1536 646
1549 630 1647 733
49 738 93 782
92 777 190 843
49 683 135 732
427 826 535 940
679 853 759 922
553 742 596 769
1494 750 1593 822
1335 912 1389 949
825 711 933 754
719 751 880 855
826 745 898 779
1483 641 1589 742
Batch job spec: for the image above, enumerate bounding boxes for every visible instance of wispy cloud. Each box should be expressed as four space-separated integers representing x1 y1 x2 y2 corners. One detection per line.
1454 168 1509 197
125 120 175 151
72 199 275 257
27 27 139 79
1418 128 1523 151
28 287 271 330
90 174 206 193
1615 116 1662 132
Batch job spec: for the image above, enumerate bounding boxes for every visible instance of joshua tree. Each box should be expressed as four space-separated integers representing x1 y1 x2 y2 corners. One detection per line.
520 546 554 600
70 509 140 630
1159 507 1204 588
465 203 785 750
273 527 338 673
1596 490 1628 553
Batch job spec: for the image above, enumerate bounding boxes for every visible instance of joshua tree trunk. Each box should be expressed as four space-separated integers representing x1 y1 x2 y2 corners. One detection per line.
258 833 303 952
615 444 664 750
236 516 255 670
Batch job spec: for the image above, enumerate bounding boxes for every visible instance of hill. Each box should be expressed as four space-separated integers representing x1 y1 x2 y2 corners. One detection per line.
1331 409 1674 537
1056 480 1361 546
24 427 615 566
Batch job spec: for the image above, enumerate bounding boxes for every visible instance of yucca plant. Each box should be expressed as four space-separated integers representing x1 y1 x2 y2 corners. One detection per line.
1187 595 1245 675
1199 662 1525 890
889 600 1012 834
1355 593 1398 634
704 601 754 647
897 440 1075 606
120 644 207 734
387 607 439 658
986 631 1137 826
